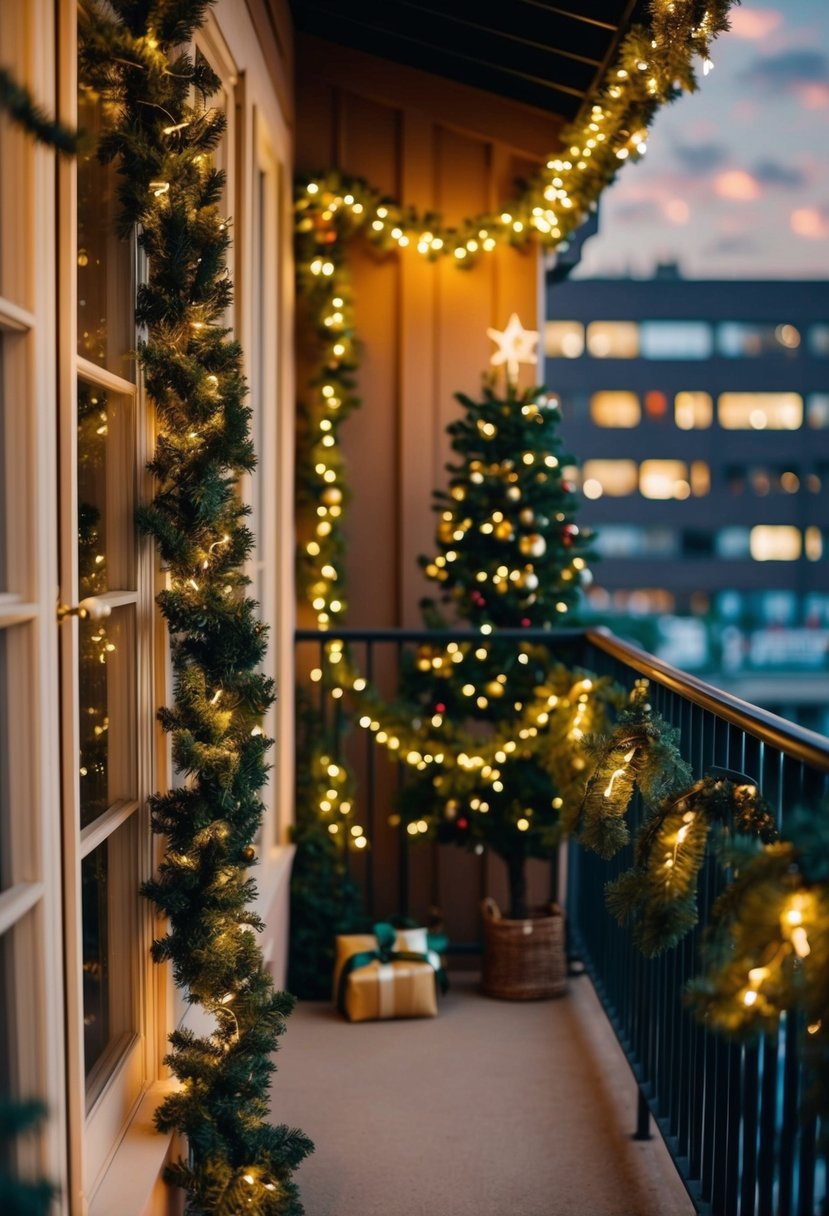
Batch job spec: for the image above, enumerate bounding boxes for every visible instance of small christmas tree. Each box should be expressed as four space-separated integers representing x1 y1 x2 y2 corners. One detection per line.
401 317 599 920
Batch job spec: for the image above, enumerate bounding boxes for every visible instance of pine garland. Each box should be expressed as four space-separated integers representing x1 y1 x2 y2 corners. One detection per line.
0 66 78 153
79 3 311 1212
687 808 829 1129
575 679 692 859
0 1100 54 1216
606 776 777 956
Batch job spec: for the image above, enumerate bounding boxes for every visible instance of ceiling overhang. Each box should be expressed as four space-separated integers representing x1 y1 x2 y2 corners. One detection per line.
290 0 648 124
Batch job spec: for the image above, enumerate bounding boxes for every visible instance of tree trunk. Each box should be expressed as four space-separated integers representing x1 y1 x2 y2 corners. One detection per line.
506 852 528 921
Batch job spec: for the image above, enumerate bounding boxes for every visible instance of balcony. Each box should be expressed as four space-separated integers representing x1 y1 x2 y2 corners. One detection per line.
293 626 829 1215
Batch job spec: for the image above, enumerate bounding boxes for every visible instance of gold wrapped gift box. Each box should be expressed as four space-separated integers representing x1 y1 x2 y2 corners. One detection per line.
334 929 441 1022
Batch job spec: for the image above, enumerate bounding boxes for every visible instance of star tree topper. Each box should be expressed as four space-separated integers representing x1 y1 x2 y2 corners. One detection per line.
487 313 539 385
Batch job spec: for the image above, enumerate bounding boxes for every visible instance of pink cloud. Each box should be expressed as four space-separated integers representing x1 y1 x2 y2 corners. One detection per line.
790 208 829 238
729 9 784 40
797 82 829 108
714 170 762 201
664 198 690 224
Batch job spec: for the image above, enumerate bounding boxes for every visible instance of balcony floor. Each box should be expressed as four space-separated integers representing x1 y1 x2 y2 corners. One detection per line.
273 971 696 1215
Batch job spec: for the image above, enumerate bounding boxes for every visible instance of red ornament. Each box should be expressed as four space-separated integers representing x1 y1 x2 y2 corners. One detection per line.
521 617 531 627
435 702 446 713
457 817 469 830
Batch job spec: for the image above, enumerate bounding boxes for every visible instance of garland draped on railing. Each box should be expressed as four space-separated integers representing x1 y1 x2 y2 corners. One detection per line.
80 3 311 1213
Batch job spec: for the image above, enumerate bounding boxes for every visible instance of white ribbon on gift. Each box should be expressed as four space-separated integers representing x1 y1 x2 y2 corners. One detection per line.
377 962 396 1019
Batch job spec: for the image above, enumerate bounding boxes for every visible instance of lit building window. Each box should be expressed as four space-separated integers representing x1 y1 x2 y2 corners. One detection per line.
640 459 690 500
716 528 750 558
586 322 639 358
718 392 803 430
675 391 712 429
808 324 829 356
805 527 823 561
544 321 584 358
640 321 712 359
593 526 676 558
750 526 801 561
644 390 668 418
807 394 829 428
581 460 638 499
718 322 801 356
590 391 640 427
690 462 710 496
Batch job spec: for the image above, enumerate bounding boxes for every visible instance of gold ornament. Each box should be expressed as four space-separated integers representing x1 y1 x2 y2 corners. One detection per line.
494 520 514 541
519 507 535 526
519 533 546 557
485 680 505 698
438 518 455 543
506 485 521 502
521 569 539 591
322 485 342 505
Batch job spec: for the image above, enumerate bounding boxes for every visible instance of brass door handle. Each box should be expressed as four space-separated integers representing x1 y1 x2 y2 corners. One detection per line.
56 596 112 623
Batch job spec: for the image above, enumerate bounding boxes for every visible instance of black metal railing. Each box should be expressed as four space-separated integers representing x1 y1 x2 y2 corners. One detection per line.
571 630 829 1216
295 626 829 1214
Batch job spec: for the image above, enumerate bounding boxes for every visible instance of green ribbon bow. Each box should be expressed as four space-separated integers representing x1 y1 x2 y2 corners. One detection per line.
337 922 448 1016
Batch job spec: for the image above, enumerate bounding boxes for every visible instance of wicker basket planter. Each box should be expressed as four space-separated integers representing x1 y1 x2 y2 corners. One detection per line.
481 898 566 1000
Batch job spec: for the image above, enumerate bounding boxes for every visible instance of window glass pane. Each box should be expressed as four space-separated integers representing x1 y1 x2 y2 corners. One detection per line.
716 528 750 558
718 393 802 430
675 391 712 430
806 324 829 356
807 394 829 428
1 912 39 1101
590 391 640 427
77 85 134 377
0 338 5 593
690 462 710 496
718 322 801 357
643 390 668 419
0 632 8 892
544 321 584 358
805 527 823 561
581 459 638 499
0 6 35 305
83 815 140 1099
78 605 136 829
750 526 801 561
640 321 712 359
0 625 34 892
640 460 690 500
593 526 676 558
586 322 638 358
78 381 135 592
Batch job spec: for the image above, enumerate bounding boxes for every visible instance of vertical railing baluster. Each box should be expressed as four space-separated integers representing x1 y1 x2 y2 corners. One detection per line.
741 1040 760 1216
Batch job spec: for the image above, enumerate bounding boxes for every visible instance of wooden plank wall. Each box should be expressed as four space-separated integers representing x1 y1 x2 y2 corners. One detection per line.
295 35 567 942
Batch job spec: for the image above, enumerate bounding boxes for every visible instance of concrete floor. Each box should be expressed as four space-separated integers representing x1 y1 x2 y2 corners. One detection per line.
272 972 697 1216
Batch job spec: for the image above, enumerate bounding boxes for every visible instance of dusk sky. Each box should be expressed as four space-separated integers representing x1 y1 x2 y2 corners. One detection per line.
575 0 829 280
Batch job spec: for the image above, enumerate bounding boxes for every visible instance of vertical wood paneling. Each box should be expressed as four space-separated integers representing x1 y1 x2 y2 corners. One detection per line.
295 38 559 939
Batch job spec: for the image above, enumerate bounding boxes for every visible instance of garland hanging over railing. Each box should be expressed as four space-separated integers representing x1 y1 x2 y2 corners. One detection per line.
80 3 311 1213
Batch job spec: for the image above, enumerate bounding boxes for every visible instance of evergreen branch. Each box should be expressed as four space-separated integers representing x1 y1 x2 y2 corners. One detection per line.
79 1 310 1210
0 66 79 153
